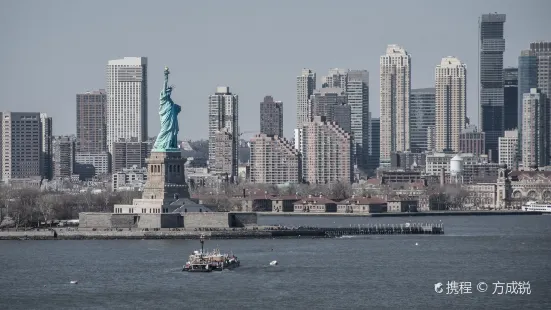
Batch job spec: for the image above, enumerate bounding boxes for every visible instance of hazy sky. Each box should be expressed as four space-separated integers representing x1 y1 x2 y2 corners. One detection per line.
1 0 549 141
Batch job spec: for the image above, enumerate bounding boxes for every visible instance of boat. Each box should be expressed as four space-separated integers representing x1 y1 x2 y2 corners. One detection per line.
521 201 551 213
182 235 240 272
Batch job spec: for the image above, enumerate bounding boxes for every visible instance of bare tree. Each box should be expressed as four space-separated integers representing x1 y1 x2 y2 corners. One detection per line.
329 181 351 200
37 194 56 226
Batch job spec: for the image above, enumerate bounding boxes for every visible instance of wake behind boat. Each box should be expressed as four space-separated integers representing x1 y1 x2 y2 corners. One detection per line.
182 235 240 272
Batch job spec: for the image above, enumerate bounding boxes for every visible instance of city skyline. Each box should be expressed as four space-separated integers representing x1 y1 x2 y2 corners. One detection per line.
1 0 550 140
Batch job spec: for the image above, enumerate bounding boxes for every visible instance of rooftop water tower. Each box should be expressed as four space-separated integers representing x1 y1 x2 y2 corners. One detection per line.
450 154 463 184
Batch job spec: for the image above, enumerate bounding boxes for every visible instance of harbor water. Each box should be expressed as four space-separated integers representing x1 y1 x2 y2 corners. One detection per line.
0 215 550 309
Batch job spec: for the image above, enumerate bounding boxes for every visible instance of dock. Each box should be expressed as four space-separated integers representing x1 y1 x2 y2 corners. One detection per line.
270 223 444 238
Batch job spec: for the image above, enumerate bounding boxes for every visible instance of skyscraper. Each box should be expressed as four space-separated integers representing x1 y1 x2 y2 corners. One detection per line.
40 113 53 180
530 42 551 165
52 136 75 179
380 44 411 166
322 68 347 88
346 70 370 170
296 69 316 130
106 57 148 154
310 88 351 133
259 96 283 137
503 68 518 130
410 88 435 152
516 50 538 166
367 114 380 172
1 112 51 181
522 89 547 169
435 57 467 153
479 13 506 161
208 86 239 180
77 90 107 153
517 50 538 129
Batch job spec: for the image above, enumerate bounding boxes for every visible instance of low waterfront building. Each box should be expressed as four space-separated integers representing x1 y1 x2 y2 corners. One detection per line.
337 196 387 213
270 195 302 212
387 199 418 212
293 196 337 212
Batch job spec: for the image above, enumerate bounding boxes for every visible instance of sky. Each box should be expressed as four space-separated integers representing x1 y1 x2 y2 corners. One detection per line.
1 0 549 141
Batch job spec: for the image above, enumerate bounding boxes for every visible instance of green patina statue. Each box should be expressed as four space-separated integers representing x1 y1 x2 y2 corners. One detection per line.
153 67 181 151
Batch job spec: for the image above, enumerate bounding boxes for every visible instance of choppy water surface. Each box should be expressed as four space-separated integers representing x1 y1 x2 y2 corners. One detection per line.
1 215 550 309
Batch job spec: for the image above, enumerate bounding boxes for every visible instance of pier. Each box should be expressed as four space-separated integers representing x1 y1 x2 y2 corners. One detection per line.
0 223 443 240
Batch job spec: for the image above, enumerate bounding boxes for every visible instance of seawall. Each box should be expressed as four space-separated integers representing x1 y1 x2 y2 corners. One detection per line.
259 211 544 217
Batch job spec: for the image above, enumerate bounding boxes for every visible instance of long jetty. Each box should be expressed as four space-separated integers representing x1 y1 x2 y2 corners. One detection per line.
0 223 443 240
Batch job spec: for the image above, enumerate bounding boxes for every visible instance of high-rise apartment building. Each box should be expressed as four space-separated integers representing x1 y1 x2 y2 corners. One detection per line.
479 13 506 160
380 44 411 166
460 125 485 156
106 57 148 154
1 112 51 181
301 116 353 184
111 140 152 173
212 129 234 178
77 90 107 153
208 86 239 180
517 50 538 165
346 70 370 170
296 69 316 130
40 113 53 180
435 57 467 152
322 68 347 89
522 89 547 168
426 126 436 152
503 68 518 130
52 136 75 179
310 88 351 133
410 88 435 152
259 96 283 137
250 133 301 184
498 129 518 169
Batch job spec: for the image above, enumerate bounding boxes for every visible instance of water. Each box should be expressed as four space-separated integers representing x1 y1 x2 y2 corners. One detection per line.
1 215 550 309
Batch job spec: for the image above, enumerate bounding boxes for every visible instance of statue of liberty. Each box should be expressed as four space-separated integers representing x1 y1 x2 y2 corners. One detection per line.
153 67 181 151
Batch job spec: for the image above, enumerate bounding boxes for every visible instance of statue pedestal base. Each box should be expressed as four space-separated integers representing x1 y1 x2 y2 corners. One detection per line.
142 150 190 202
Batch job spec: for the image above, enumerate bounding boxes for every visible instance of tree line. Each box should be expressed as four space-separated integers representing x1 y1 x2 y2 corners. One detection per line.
0 186 140 229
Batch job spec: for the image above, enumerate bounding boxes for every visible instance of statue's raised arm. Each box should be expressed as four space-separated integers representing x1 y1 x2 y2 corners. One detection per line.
163 67 170 92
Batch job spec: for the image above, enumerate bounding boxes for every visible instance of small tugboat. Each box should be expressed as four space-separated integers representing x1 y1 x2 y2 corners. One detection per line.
182 235 240 272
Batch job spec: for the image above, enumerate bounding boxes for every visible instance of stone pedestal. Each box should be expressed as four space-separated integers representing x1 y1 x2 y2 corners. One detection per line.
141 150 190 203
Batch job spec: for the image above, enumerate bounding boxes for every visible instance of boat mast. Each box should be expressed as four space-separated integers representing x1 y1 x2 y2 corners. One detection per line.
200 234 205 257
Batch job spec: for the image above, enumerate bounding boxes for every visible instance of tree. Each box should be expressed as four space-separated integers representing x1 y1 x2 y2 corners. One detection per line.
329 181 351 201
37 194 56 226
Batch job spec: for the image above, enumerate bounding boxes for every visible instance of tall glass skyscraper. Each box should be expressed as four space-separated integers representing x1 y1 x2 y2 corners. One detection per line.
410 88 435 153
479 13 506 161
518 50 538 130
503 68 518 130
